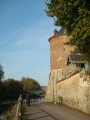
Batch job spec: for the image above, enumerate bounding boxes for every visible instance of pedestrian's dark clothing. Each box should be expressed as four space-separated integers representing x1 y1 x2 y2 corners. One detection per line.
26 95 30 106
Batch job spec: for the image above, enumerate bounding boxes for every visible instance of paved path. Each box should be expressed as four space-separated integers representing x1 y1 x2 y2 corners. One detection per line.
25 102 90 120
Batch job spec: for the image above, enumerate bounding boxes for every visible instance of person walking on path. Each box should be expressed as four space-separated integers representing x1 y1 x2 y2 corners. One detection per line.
18 94 22 120
26 94 30 106
18 94 22 103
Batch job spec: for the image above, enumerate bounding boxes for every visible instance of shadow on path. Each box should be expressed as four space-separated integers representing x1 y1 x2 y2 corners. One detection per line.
25 102 58 120
25 102 90 120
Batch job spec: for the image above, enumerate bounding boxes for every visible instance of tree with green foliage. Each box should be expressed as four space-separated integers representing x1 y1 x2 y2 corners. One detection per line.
4 78 23 99
0 64 4 101
0 64 4 82
0 76 41 101
21 77 41 91
45 0 90 62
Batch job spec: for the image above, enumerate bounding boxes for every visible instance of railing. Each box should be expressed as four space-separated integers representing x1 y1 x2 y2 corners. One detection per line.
16 102 22 120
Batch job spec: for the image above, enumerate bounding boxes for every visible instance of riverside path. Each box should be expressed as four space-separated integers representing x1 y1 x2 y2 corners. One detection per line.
25 101 90 120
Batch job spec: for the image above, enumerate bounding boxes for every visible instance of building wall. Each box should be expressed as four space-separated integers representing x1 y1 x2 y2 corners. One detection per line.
85 63 90 71
45 70 57 102
69 63 77 72
45 32 90 114
45 69 90 114
49 35 73 70
57 70 90 114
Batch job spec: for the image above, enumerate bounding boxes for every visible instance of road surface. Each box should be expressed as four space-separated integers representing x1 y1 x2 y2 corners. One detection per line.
25 102 90 120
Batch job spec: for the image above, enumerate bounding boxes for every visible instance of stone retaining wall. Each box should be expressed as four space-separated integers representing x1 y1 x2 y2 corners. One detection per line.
45 69 90 114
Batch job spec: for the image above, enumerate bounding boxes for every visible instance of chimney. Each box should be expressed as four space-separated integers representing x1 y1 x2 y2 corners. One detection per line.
54 29 57 35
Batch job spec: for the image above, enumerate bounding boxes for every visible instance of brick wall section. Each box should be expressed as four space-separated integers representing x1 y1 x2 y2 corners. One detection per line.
49 35 73 70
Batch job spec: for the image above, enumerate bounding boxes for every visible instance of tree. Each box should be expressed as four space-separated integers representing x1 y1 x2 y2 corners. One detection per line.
21 77 41 91
45 0 90 62
4 78 23 99
0 64 4 101
0 64 4 82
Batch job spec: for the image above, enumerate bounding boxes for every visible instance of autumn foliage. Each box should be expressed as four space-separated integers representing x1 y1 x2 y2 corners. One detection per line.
45 0 90 61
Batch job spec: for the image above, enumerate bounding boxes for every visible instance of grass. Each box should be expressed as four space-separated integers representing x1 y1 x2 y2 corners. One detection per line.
22 103 28 120
4 104 14 120
0 101 28 120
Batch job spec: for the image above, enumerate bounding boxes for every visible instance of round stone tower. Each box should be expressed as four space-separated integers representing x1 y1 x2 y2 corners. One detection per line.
49 29 73 71
45 29 74 103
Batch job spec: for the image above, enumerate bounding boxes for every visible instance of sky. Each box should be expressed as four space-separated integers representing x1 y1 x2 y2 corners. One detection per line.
0 0 60 86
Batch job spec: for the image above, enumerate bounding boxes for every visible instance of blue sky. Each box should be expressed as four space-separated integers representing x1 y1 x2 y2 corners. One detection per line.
0 0 60 86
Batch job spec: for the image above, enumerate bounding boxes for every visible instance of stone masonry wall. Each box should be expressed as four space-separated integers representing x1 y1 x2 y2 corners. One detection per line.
45 77 53 102
45 70 57 102
45 69 90 114
57 70 90 114
45 31 90 114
